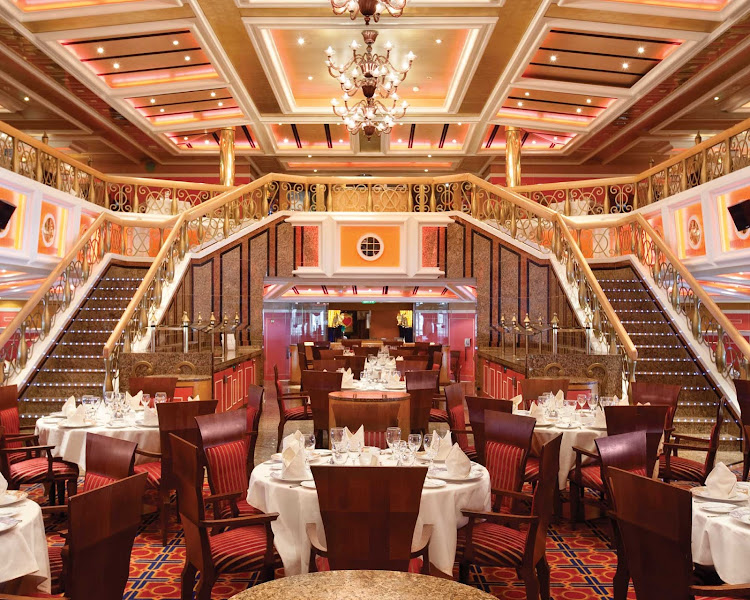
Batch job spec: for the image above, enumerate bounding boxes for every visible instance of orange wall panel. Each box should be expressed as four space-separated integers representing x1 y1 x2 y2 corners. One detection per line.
0 187 25 251
717 185 750 253
674 201 706 259
339 225 401 268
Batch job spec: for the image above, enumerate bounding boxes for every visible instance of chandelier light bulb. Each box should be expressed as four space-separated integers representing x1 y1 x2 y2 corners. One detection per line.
326 46 335 56
331 0 407 25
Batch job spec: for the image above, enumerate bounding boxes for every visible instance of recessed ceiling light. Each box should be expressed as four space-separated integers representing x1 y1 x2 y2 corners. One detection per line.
184 55 191 61
183 136 188 140
531 140 536 144
308 154 312 158
113 62 120 69
550 55 557 62
622 62 629 69
553 136 558 141
204 140 209 145
576 108 582 113
397 138 403 143
424 169 429 172
637 46 645 54
457 122 462 126
150 98 156 103
210 91 216 97
297 37 305 45
23 96 29 102
412 86 419 92
524 91 530 97
517 101 523 107
714 96 720 101
339 139 344 143
435 39 442 44
218 101 223 106
308 76 313 80
284 138 289 143
159 108 165 113
428 154 432 158
173 40 179 46
586 98 591 103
96 47 104 54
451 139 457 144
314 169 318 172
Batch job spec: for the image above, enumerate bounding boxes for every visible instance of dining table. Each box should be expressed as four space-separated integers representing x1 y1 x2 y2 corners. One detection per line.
246 456 490 577
35 412 160 471
0 492 51 594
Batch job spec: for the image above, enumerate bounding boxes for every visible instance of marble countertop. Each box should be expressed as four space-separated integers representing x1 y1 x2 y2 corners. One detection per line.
214 346 262 370
476 347 527 371
229 571 497 600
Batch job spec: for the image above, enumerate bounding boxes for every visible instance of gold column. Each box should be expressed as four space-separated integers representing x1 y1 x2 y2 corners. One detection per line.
219 126 236 186
505 125 522 187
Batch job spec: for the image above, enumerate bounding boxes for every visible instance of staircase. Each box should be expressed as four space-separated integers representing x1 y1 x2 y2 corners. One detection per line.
593 265 734 442
18 264 147 425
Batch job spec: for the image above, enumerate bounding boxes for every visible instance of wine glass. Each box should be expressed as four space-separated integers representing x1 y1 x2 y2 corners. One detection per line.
577 394 588 411
349 438 363 462
589 394 600 411
332 441 349 465
386 427 402 453
400 442 416 466
154 392 168 404
408 433 422 453
141 394 151 410
423 433 439 475
330 427 345 449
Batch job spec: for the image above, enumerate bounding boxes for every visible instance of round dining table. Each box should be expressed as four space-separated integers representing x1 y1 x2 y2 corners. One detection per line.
531 423 608 489
692 492 750 584
229 570 498 600
0 495 51 594
36 414 160 471
246 459 490 577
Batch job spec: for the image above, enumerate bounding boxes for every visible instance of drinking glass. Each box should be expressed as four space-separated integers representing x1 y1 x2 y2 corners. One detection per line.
386 427 402 452
154 392 168 404
589 394 600 410
423 433 439 475
332 442 349 465
577 394 588 410
141 394 151 410
305 433 316 454
399 442 416 466
81 395 95 420
349 438 363 461
408 433 422 453
330 427 345 449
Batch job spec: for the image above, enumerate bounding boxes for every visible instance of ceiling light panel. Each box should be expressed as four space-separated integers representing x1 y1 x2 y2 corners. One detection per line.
498 88 615 126
127 88 243 126
389 123 469 151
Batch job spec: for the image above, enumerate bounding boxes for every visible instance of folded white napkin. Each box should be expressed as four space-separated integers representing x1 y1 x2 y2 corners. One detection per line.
345 425 365 450
281 444 308 480
593 407 607 429
554 390 565 406
0 471 7 495
617 395 628 406
66 405 86 426
342 370 355 388
445 443 472 479
188 394 200 402
705 462 737 499
282 430 305 451
396 356 404 361
386 357 396 369
359 447 380 466
389 371 401 385
62 395 77 418
431 430 452 460
142 405 159 427
510 394 523 412
126 390 143 410
529 402 546 424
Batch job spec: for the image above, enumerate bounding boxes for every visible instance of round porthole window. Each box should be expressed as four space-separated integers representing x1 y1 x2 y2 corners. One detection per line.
357 234 384 261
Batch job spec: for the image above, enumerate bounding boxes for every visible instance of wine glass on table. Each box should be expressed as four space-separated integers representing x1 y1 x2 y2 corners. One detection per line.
423 432 439 475
386 427 402 455
154 392 168 405
577 394 588 411
408 433 422 454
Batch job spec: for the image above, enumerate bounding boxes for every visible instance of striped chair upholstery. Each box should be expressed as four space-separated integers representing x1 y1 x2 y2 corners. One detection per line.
315 555 423 573
429 407 449 423
456 522 527 567
83 473 117 492
658 455 705 482
524 457 540 483
449 403 477 462
133 461 161 489
579 465 604 492
48 545 64 594
9 457 78 485
283 405 309 420
205 438 261 519
0 407 25 463
364 431 388 449
485 441 525 492
208 525 277 573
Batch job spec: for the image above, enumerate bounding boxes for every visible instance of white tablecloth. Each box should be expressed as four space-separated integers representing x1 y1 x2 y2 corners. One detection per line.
692 497 750 584
36 417 160 471
342 380 406 392
531 425 607 489
247 460 490 576
0 498 51 594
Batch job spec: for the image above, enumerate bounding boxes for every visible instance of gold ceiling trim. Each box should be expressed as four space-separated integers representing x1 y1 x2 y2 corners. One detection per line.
544 4 718 33
25 6 197 33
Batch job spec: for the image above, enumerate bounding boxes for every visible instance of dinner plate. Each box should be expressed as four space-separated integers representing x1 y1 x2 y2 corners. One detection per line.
385 384 406 390
423 479 446 489
106 423 128 429
691 487 749 504
0 506 21 518
534 422 553 428
416 453 445 463
57 421 90 429
730 507 750 525
587 425 608 431
0 491 27 507
429 469 484 483
0 517 19 534
49 411 65 418
269 453 283 462
699 502 736 515
312 449 332 457
134 421 159 428
270 471 313 484
555 423 581 430
42 415 65 421
300 480 316 490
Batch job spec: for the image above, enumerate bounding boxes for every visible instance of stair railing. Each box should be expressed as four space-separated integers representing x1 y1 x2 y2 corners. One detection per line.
512 115 750 215
0 212 171 384
0 120 230 214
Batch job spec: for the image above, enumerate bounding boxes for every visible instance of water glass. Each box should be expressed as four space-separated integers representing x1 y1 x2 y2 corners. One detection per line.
141 394 151 409
332 442 349 465
408 433 422 453
423 433 439 474
349 438 363 460
304 433 316 457
400 443 416 466
577 394 588 410
386 427 402 451
154 392 168 404
330 427 345 449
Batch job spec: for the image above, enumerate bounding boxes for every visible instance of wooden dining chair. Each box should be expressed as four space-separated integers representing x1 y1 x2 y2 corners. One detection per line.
735 378 750 481
318 349 344 359
449 350 462 383
405 370 439 434
301 370 343 448
330 401 401 448
465 395 513 465
0 384 33 465
297 342 311 370
607 467 750 600
520 377 570 410
630 381 681 435
397 359 429 377
458 434 563 598
659 399 725 484
171 434 280 600
444 383 477 461
346 355 366 377
312 358 347 372
274 364 311 451
246 384 264 472
569 405 668 525
133 399 218 545
128 376 179 400
353 346 378 357
307 465 431 573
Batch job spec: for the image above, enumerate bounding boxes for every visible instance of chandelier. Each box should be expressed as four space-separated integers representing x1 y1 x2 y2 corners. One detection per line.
332 94 408 139
325 30 414 101
331 0 407 25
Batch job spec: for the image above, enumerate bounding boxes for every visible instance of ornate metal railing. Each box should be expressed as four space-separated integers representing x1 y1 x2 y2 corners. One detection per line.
0 213 172 383
0 121 229 213
512 116 750 215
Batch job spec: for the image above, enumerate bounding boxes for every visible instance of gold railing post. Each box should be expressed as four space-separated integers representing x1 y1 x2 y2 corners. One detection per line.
680 159 688 191
17 322 27 369
303 183 310 212
73 168 80 197
671 275 680 309
604 185 611 214
724 137 733 176
564 188 571 216
326 182 333 211
171 189 178 215
42 298 51 337
691 297 702 340
471 183 478 218
662 168 669 200
367 183 373 212
647 174 654 205
132 193 140 215
429 184 436 212
715 326 727 373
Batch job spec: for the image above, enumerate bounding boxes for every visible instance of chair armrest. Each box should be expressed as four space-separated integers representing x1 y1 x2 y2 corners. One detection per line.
5 434 38 443
670 433 710 444
201 512 279 528
135 448 162 459
0 445 54 454
41 505 69 515
690 584 750 598
573 445 600 460
663 442 710 453
281 394 310 401
491 487 534 502
461 509 538 526
305 522 327 555
411 523 433 554
18 425 37 432
204 491 242 503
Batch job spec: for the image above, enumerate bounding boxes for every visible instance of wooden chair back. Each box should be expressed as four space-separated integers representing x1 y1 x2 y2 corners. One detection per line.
311 465 428 571
607 467 693 600
465 395 513 464
702 400 725 475
394 349 416 358
346 355 366 377
128 376 179 400
312 358 348 372
0 385 20 447
301 370 343 433
604 405 669 475
156 400 218 490
630 381 681 430
484 410 536 501
736 379 750 424
331 401 400 448
195 409 250 495
83 433 137 492
449 350 461 382
520 378 570 410
318 349 344 359
405 370 439 433
353 346 378 357
596 431 650 497
273 364 287 403
431 350 443 372
65 473 147 600
297 342 311 370
529 434 563 565
246 384 264 470
397 359 429 376
445 383 469 450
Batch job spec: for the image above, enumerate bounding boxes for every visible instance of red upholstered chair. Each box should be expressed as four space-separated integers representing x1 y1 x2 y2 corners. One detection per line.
274 364 311 451
196 409 262 521
735 378 750 481
133 400 218 545
449 350 461 383
171 434 279 600
245 384 264 472
128 376 179 401
429 369 450 425
405 370 439 434
302 370 343 448
330 400 401 449
630 381 681 435
444 383 477 461
307 465 431 573
465 395 513 466
520 378 570 411
457 434 563 598
659 399 725 484
0 384 32 465
607 467 750 600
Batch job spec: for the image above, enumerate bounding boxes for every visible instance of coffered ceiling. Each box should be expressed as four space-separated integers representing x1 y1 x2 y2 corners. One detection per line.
0 0 748 180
